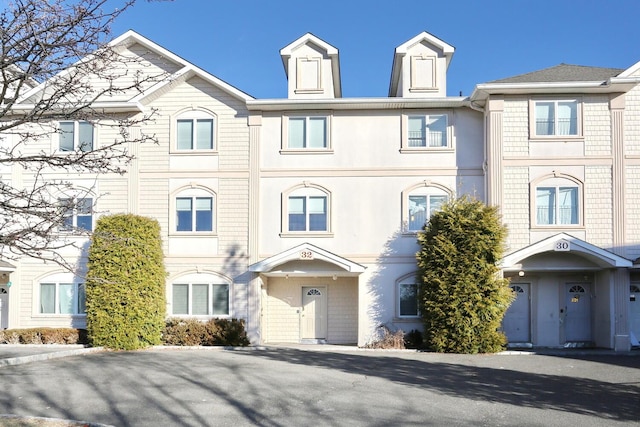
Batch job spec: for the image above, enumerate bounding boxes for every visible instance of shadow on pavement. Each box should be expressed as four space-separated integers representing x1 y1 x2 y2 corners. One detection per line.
236 348 640 423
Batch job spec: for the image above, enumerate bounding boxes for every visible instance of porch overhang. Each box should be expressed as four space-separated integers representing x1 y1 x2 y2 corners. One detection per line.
501 233 632 272
249 243 366 278
0 260 16 273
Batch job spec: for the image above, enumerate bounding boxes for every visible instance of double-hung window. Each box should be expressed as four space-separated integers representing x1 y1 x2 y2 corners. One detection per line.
288 116 327 149
172 282 229 316
176 197 213 232
398 282 419 317
177 118 214 150
536 186 579 225
408 194 448 231
59 197 93 231
534 100 578 137
59 121 94 152
288 195 327 232
407 114 448 148
40 282 85 315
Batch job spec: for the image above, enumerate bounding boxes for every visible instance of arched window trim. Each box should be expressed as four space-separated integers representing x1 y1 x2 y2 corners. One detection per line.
169 271 231 318
401 181 453 234
395 271 421 319
169 185 217 236
281 182 333 237
530 173 584 229
170 107 218 154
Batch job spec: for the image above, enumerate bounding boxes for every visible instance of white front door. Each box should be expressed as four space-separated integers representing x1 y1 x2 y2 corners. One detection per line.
564 283 591 342
630 284 640 344
0 287 8 329
301 286 327 340
503 283 530 343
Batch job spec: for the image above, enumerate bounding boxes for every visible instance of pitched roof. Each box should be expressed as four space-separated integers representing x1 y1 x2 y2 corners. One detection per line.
490 64 624 84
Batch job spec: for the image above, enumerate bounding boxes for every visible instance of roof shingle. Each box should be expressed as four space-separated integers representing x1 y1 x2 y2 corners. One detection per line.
489 63 623 84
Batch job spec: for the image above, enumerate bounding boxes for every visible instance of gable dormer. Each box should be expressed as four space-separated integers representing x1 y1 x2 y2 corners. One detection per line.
389 32 454 98
280 33 342 99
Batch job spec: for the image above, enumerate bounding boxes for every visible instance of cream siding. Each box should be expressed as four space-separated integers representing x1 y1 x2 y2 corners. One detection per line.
502 97 529 157
583 95 612 156
585 166 613 248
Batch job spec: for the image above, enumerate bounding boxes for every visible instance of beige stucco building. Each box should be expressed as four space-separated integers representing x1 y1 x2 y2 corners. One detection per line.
1 30 640 350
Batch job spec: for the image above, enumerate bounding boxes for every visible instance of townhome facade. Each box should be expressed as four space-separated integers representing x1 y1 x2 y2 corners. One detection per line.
1 30 639 351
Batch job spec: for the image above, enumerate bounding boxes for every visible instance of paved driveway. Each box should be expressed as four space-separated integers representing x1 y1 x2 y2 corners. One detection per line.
0 347 638 426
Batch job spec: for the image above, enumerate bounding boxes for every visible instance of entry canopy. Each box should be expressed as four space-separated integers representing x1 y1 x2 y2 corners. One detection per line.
249 243 365 277
0 260 16 273
501 233 632 271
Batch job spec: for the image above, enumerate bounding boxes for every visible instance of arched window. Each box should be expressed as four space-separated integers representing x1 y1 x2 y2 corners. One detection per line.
532 174 582 227
173 109 216 151
171 186 216 233
171 273 230 316
282 184 331 234
402 182 451 232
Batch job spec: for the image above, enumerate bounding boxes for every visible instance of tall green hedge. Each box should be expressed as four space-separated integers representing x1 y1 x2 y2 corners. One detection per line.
85 214 166 350
416 196 514 353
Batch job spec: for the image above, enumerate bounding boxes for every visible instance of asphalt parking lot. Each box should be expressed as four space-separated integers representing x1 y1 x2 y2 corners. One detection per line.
0 347 638 426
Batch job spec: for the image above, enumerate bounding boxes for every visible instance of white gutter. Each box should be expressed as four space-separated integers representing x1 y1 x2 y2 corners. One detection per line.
247 96 471 111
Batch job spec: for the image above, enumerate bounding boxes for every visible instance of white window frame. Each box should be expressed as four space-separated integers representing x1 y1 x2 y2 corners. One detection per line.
402 111 452 151
402 183 451 233
171 109 217 153
282 113 332 153
281 184 332 237
37 273 86 316
531 174 583 228
58 121 95 152
171 187 217 235
59 196 94 232
530 98 582 139
171 273 230 317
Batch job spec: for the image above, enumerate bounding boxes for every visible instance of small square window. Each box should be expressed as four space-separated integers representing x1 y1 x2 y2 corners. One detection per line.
533 100 579 137
59 197 93 232
176 196 214 232
177 118 214 150
288 195 327 232
407 193 447 232
536 186 579 225
288 116 327 149
59 121 94 152
407 114 448 148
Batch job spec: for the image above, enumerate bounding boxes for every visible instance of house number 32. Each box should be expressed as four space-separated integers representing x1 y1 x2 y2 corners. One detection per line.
299 250 314 259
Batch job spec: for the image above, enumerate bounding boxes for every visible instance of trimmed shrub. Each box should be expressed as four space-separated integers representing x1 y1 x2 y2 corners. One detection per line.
85 214 167 350
163 318 250 347
404 329 425 350
416 196 514 353
0 328 87 344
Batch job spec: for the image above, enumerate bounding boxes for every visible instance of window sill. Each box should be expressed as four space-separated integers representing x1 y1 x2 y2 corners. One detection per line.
399 147 453 154
401 231 422 237
169 232 218 237
530 224 584 230
169 150 219 155
34 314 87 317
393 317 421 322
294 89 323 94
529 136 584 142
280 232 334 238
280 149 334 155
408 87 437 92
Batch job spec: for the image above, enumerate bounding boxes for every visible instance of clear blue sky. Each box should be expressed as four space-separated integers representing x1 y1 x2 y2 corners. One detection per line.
110 0 640 99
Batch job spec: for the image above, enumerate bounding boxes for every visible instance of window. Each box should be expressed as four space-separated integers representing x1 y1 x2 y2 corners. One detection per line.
533 100 579 137
404 184 450 232
177 118 214 150
59 121 94 152
176 197 213 232
536 186 579 225
288 116 327 149
172 282 229 316
398 282 419 317
288 195 327 232
59 197 93 231
40 282 85 315
408 194 447 231
407 115 448 148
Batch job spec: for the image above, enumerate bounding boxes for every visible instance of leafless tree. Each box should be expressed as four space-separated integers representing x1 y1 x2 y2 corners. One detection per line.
0 0 167 266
